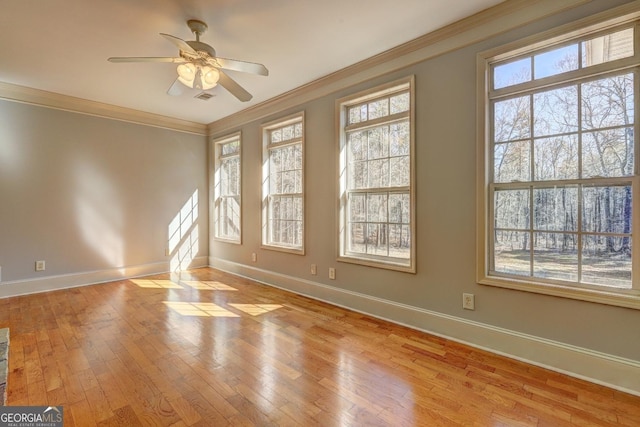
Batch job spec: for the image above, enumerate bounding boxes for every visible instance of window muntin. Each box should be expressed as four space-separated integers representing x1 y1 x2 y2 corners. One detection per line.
213 134 241 242
262 114 304 252
339 77 415 271
483 20 639 299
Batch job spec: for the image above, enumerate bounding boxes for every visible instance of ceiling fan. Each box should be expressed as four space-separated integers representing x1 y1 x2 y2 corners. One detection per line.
108 19 268 102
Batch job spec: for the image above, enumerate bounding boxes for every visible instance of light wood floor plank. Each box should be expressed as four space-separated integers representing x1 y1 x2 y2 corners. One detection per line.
1 267 638 426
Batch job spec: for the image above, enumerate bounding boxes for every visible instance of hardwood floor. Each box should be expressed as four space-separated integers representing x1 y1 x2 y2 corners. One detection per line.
0 267 638 426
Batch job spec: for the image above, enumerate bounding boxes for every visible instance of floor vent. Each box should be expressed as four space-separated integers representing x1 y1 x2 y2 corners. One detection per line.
195 92 215 100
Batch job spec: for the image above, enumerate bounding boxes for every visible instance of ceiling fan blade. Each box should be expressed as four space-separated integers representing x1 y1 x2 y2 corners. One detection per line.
218 71 252 102
160 33 197 54
167 78 183 96
108 56 185 63
210 57 269 76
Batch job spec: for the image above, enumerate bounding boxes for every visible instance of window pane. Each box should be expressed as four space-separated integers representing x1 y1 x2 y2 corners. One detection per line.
390 93 410 114
218 196 240 239
582 128 634 178
533 86 578 137
349 131 367 161
582 185 632 234
495 189 530 230
494 141 531 183
367 127 389 159
389 193 410 224
494 230 531 276
389 224 411 259
582 235 632 288
349 223 366 254
534 44 579 79
349 193 366 222
368 99 389 120
390 156 410 187
367 193 388 223
366 224 389 256
350 161 367 189
581 73 634 130
221 140 240 155
534 187 578 232
271 129 282 143
493 57 531 89
533 232 578 281
282 125 294 141
582 28 634 67
390 122 410 156
494 96 531 142
534 135 578 180
368 158 390 188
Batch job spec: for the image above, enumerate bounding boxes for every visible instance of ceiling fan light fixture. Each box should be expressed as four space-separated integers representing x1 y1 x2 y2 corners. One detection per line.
202 66 220 88
177 63 196 86
176 63 219 90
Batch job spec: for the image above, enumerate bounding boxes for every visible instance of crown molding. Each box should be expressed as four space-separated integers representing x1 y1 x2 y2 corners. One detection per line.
207 0 592 136
0 81 208 135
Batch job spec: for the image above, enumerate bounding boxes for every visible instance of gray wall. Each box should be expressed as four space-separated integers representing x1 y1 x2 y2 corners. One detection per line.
0 100 208 283
210 0 640 362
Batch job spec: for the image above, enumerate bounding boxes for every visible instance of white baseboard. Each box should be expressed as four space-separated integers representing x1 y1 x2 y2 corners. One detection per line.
210 257 640 397
0 256 209 299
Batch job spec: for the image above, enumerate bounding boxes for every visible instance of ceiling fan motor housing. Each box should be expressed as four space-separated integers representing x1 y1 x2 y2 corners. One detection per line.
186 41 216 60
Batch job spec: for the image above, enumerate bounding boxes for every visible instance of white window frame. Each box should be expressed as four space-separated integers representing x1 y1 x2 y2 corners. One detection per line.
477 6 640 309
337 76 416 273
212 132 242 243
261 112 305 254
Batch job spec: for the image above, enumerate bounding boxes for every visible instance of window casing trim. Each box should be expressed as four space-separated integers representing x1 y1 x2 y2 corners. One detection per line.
212 131 242 244
337 75 416 273
477 7 640 310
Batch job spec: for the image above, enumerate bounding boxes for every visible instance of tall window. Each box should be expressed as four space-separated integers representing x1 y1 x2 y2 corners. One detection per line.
479 15 640 307
338 77 415 272
213 133 241 242
261 113 305 253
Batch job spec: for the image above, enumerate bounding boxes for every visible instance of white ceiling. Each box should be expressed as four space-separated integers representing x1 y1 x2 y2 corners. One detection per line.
0 0 504 125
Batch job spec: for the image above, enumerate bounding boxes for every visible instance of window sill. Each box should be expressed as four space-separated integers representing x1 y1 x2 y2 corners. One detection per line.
261 244 305 256
338 255 415 274
478 275 640 310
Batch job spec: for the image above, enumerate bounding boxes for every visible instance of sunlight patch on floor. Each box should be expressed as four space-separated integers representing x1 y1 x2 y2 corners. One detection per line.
228 304 283 316
132 279 183 289
164 301 240 317
180 281 238 291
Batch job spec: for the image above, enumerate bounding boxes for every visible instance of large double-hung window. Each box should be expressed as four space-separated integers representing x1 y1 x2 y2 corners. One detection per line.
338 77 415 272
213 132 241 243
261 113 305 253
478 11 640 308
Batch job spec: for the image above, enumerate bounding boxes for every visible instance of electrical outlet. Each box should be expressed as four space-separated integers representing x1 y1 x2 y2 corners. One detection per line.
251 252 257 262
329 267 336 280
462 293 475 310
311 264 317 275
35 260 46 271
